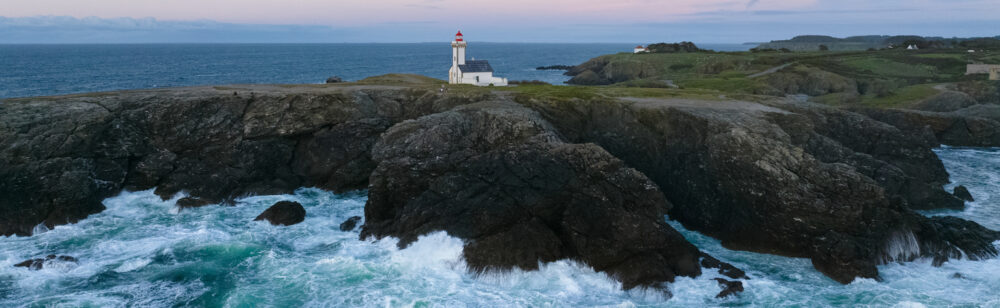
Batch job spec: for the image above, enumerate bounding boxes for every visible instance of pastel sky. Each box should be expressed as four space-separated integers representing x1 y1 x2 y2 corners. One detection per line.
1 0 998 43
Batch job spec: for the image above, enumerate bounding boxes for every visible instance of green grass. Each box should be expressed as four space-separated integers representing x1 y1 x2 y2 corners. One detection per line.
506 84 724 102
841 58 938 78
860 83 941 107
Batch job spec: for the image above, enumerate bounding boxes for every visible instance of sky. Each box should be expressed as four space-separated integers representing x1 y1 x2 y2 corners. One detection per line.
1 0 998 43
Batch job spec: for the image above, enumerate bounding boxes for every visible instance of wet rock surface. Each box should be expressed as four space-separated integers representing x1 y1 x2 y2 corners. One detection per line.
339 216 362 231
254 201 306 226
176 197 214 209
14 255 78 270
954 185 974 202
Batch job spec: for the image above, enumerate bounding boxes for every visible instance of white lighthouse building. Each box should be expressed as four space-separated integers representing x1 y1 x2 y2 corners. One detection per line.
449 31 507 86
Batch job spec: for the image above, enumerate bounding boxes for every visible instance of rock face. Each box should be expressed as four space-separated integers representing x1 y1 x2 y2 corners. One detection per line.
856 106 1000 147
360 100 740 290
516 95 999 283
0 83 485 236
254 201 306 226
14 255 78 270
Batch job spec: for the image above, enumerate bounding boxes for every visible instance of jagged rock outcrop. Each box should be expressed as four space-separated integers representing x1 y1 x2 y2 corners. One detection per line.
515 95 998 283
360 100 743 290
855 105 1000 147
0 82 486 236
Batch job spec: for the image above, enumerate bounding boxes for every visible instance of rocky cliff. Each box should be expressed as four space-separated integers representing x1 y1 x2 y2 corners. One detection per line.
2 76 998 290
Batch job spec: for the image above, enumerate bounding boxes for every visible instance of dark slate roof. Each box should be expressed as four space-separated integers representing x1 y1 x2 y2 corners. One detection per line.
459 60 493 73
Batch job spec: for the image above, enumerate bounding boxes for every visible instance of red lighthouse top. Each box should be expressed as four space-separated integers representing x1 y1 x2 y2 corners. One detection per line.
455 31 464 41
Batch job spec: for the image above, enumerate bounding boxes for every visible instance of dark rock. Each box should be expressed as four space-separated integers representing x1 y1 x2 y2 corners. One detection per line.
950 272 964 279
14 255 78 270
855 107 1000 147
254 201 306 226
713 278 744 298
517 96 999 284
954 185 974 202
176 197 213 209
360 100 736 290
325 76 343 83
0 79 486 236
339 216 362 231
700 253 748 279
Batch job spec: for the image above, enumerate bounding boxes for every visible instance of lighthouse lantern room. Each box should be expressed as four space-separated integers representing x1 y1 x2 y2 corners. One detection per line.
449 31 508 86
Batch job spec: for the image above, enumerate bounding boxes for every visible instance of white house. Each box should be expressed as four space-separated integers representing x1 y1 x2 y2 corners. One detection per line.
449 31 507 86
634 45 649 53
907 44 919 50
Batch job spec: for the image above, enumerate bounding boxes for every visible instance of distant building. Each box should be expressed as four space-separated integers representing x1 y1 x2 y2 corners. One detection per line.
634 45 649 53
967 64 1000 74
906 44 919 50
448 31 507 86
991 68 1000 81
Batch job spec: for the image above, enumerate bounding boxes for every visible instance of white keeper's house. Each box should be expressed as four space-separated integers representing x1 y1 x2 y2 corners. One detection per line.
449 31 508 86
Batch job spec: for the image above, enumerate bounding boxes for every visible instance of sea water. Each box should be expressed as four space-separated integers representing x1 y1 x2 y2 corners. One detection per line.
1 147 999 307
0 43 750 99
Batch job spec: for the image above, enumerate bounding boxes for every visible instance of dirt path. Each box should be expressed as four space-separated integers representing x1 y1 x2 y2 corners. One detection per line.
748 62 796 78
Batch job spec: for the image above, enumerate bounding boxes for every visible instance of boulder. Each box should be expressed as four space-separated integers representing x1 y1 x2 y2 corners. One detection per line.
954 185 974 202
176 197 213 209
14 255 78 270
339 216 362 231
325 76 343 83
254 201 306 226
361 100 740 291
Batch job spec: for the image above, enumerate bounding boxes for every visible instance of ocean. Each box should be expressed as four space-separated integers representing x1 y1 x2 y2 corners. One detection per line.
2 43 999 307
0 43 749 99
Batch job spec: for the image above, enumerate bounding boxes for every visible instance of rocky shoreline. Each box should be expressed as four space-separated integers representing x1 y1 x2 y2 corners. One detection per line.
2 76 998 294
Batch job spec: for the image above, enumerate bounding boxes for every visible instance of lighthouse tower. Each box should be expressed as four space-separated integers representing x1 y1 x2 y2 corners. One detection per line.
449 31 467 84
447 31 507 86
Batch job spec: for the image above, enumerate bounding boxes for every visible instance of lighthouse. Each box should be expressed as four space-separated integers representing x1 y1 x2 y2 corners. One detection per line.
448 31 507 86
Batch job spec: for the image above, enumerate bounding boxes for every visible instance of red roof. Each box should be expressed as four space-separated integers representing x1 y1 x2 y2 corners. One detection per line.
636 45 644 48
456 30 463 36
455 30 464 41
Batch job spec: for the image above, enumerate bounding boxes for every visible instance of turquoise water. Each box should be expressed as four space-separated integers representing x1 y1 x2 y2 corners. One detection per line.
1 147 998 307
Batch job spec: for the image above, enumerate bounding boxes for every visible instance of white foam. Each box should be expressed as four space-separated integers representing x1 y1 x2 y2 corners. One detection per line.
883 231 922 263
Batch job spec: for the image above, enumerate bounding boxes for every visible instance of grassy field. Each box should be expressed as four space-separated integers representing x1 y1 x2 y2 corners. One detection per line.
569 48 999 108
